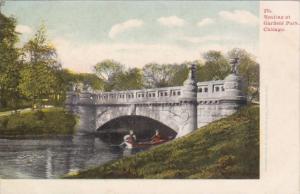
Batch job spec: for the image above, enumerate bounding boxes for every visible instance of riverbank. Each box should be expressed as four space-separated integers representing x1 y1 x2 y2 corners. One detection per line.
0 108 76 137
66 105 259 179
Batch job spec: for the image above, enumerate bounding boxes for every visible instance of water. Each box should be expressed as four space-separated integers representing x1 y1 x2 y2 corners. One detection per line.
0 135 133 179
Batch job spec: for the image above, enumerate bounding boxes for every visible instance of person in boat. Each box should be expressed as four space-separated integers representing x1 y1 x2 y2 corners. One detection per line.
151 129 161 143
123 130 137 144
121 130 137 149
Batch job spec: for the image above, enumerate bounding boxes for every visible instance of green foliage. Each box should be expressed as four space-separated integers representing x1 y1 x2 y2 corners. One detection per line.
112 68 144 90
94 59 124 81
0 108 76 136
94 59 143 91
77 73 104 90
196 51 230 81
195 49 259 102
143 63 189 88
19 24 63 107
22 23 58 68
0 13 21 109
58 69 105 91
67 106 259 179
18 63 60 105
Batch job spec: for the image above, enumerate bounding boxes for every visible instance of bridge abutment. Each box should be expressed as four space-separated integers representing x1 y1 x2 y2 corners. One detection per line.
76 92 96 133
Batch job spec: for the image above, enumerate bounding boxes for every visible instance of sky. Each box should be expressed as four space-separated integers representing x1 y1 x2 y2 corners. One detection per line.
3 1 259 73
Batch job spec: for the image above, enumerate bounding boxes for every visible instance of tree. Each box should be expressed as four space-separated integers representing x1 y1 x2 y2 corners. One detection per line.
19 24 61 108
143 63 189 88
227 48 259 101
197 51 230 81
94 59 124 80
0 13 21 109
169 63 190 86
94 59 124 91
112 68 143 90
18 64 59 106
22 23 59 68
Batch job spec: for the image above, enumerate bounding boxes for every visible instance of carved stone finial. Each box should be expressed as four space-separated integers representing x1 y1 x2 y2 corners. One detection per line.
190 63 196 80
230 57 239 75
185 63 196 82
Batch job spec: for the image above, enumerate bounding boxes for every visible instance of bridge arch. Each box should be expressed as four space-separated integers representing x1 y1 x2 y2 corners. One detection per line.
94 105 183 134
96 115 178 139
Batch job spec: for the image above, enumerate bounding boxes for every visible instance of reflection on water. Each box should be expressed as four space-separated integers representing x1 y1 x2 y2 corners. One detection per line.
0 135 134 179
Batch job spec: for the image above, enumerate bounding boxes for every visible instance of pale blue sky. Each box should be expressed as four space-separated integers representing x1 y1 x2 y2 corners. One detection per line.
3 1 259 72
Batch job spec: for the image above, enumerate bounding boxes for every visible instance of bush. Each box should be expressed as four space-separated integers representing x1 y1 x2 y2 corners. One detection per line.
0 108 76 136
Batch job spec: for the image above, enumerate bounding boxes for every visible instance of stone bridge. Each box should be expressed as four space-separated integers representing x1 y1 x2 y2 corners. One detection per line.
65 62 246 137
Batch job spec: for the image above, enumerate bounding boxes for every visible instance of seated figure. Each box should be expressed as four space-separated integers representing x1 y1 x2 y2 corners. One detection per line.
151 130 161 143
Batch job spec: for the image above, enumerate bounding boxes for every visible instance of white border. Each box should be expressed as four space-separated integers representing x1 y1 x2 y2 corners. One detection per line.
0 1 299 194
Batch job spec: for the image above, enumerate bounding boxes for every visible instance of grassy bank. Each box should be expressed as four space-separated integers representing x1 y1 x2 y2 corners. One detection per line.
0 108 76 137
67 105 259 179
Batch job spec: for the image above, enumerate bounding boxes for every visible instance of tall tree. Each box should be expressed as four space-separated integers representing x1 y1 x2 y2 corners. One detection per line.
19 24 61 107
169 63 189 86
94 59 124 80
94 59 124 91
143 63 189 88
0 13 21 109
112 68 144 91
22 24 59 68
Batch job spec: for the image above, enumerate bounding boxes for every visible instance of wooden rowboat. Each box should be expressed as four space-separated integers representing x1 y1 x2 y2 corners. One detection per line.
124 139 169 149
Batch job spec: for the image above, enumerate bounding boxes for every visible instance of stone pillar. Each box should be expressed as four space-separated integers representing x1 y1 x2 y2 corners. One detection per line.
77 92 96 134
177 64 198 137
222 58 246 115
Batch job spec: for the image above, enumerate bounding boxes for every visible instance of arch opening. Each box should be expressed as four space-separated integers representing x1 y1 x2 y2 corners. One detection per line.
96 115 177 144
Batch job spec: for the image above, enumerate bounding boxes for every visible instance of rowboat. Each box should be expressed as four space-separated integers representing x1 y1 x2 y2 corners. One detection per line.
124 139 169 149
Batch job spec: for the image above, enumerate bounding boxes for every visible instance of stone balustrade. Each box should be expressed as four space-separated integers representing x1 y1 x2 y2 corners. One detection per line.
91 86 183 104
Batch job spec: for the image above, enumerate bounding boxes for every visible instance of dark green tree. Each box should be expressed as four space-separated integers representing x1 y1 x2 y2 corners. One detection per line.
143 63 189 88
112 68 143 91
196 51 230 81
19 24 61 108
0 13 21 110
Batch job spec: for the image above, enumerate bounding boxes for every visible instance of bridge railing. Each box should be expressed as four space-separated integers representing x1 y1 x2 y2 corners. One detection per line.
92 86 183 104
70 79 240 105
197 80 225 99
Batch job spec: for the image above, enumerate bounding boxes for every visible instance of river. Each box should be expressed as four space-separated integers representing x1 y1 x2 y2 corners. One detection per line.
0 134 138 179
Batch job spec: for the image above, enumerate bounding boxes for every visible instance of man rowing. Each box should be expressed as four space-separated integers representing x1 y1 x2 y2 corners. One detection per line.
122 130 136 149
151 129 161 143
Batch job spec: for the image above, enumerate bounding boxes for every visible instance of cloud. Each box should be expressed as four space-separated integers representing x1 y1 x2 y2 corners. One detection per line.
218 10 258 25
179 35 238 44
15 25 32 34
197 18 215 27
53 37 200 72
108 19 144 39
180 35 222 43
157 16 185 27
53 37 257 73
